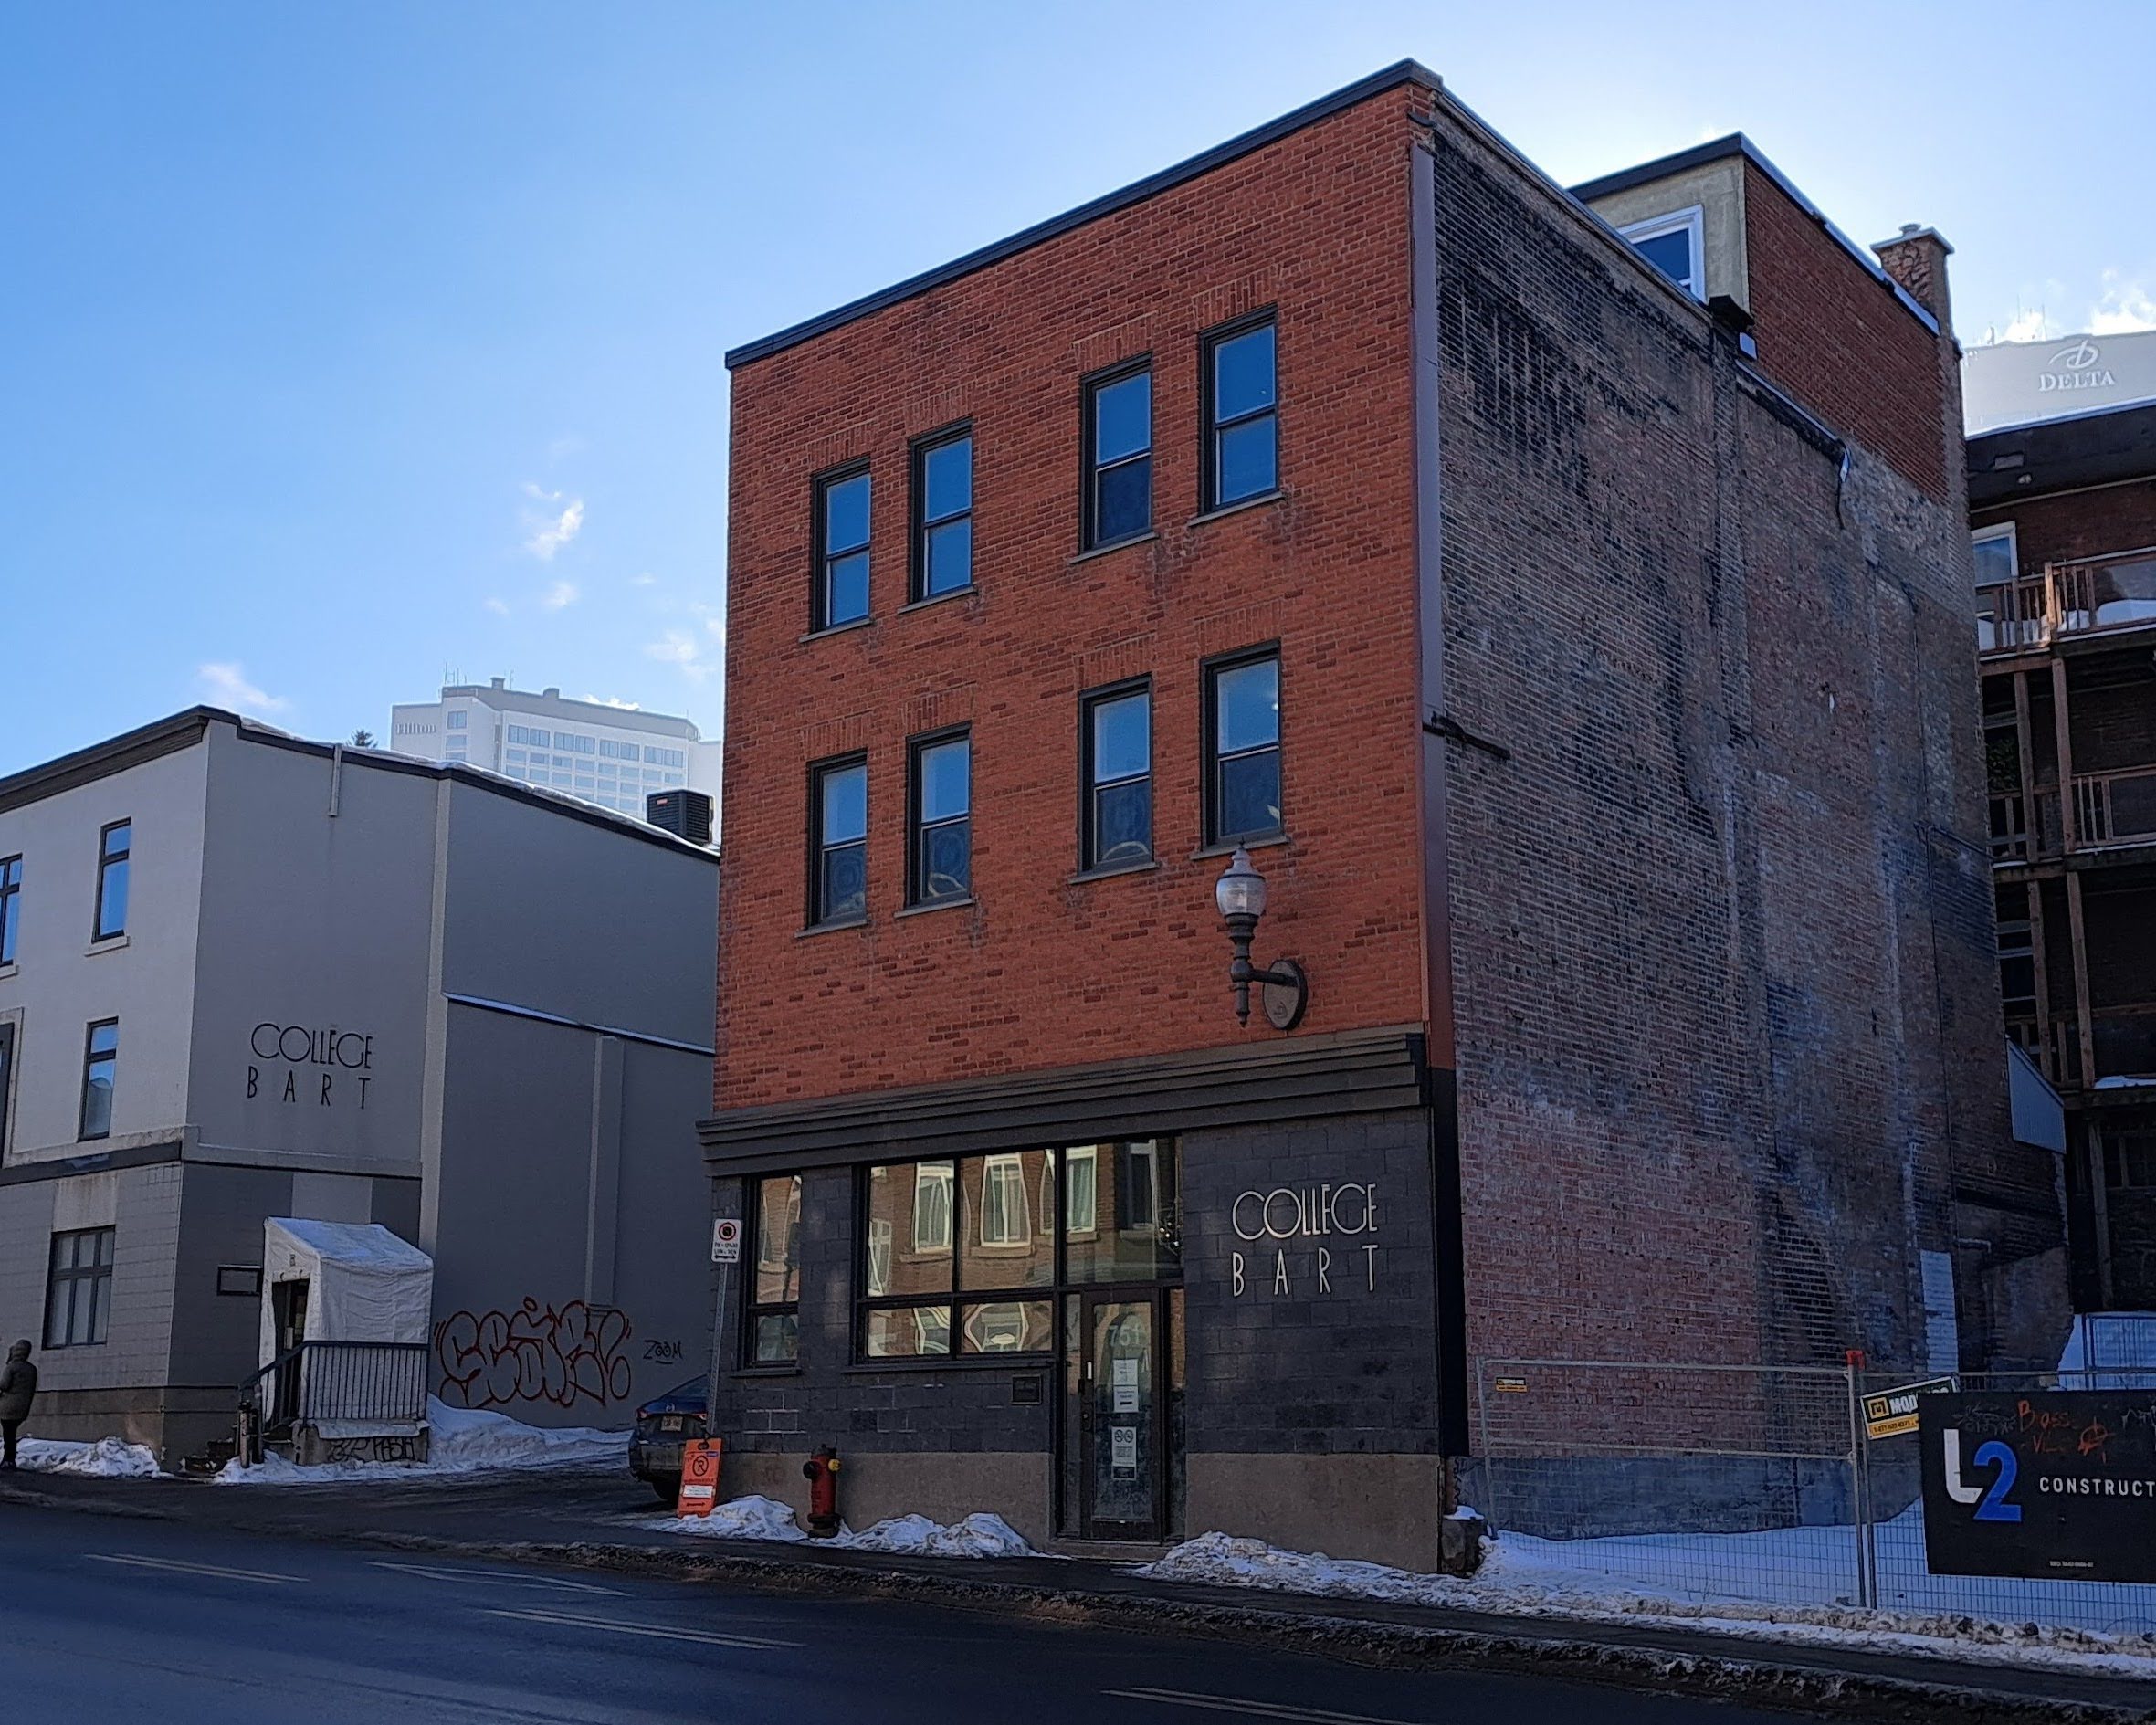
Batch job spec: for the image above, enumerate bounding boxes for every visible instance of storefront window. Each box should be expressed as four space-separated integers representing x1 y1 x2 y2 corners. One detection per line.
858 1142 1178 1360
745 1174 802 1364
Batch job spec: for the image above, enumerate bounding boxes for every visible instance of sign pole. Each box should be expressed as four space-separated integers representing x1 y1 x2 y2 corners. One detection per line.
705 1207 742 1477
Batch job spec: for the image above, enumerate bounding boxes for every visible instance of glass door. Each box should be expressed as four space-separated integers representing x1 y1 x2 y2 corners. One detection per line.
1081 1292 1162 1541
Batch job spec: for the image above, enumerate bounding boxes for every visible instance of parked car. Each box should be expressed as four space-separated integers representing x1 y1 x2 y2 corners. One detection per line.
628 1374 708 1502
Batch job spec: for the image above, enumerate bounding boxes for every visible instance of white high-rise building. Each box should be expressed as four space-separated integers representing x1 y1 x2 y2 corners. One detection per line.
388 679 720 826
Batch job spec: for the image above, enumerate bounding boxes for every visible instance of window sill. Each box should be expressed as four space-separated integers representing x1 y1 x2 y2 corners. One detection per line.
843 1355 1050 1375
1068 532 1158 567
731 1364 803 1379
1190 832 1289 862
796 916 868 940
1188 489 1281 527
894 895 973 920
1069 857 1160 885
87 935 130 956
800 615 873 644
0 963 16 983
898 585 978 615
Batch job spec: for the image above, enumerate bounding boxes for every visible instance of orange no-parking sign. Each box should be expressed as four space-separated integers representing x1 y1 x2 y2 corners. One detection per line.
676 1437 724 1518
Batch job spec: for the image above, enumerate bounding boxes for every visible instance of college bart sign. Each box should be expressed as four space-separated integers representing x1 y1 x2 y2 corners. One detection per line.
1919 1391 2156 1583
246 1022 375 1109
1229 1182 1380 1299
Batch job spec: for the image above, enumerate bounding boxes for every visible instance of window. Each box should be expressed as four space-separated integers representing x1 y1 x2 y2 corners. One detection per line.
1618 206 1705 299
79 1019 117 1141
857 1144 1175 1361
1973 523 2020 649
1081 684 1152 870
506 749 526 764
44 1227 113 1348
2108 1128 2156 1192
1204 650 1283 844
1203 315 1278 510
746 1174 803 1364
0 855 18 964
447 711 467 730
814 466 871 630
93 820 131 941
908 731 972 905
0 1021 14 1153
911 429 973 600
1083 363 1152 548
808 757 868 926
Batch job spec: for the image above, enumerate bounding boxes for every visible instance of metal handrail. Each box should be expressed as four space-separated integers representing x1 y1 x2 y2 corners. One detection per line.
238 1339 429 1434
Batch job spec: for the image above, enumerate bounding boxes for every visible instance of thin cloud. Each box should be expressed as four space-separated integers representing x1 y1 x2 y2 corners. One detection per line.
2091 271 2156 335
583 695 643 710
484 596 510 616
540 579 579 611
525 497 584 561
630 573 657 588
198 661 288 715
2001 306 2054 344
644 628 709 682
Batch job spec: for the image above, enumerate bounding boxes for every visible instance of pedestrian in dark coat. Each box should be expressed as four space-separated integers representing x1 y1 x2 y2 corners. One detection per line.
0 1340 37 1469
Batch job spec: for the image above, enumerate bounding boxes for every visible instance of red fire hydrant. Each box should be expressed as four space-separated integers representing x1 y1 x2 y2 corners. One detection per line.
802 1446 841 1538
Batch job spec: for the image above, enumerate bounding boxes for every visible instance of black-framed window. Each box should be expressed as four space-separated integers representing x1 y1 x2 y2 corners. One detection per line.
0 854 19 964
746 1173 804 1364
807 756 868 927
1202 315 1278 510
908 731 972 905
79 1018 118 1141
1082 363 1152 549
857 1142 1179 1362
94 820 131 941
44 1226 113 1349
911 429 973 600
1081 683 1152 870
813 466 871 630
1204 649 1282 845
0 1021 14 1154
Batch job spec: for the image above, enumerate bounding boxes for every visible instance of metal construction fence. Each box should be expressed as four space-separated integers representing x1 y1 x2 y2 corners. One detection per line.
1470 1348 2156 1637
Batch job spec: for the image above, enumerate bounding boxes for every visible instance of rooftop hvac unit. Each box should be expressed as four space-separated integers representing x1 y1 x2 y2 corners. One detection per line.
645 788 714 846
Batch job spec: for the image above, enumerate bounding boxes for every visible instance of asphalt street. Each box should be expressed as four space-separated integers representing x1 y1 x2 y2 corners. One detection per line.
0 1501 1805 1724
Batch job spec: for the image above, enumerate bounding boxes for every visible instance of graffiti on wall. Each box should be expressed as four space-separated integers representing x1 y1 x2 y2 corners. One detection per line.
434 1299 635 1410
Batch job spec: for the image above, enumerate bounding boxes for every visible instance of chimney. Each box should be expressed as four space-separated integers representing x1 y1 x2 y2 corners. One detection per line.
490 677 505 689
1873 224 1954 331
542 687 560 699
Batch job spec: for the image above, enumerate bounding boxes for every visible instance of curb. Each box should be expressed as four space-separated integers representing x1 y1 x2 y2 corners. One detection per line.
352 1531 2155 1725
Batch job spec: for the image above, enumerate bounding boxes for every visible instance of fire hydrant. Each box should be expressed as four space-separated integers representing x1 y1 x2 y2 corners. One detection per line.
802 1446 841 1537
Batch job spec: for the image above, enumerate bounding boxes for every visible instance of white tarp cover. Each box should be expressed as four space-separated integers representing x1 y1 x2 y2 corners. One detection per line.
258 1218 434 1369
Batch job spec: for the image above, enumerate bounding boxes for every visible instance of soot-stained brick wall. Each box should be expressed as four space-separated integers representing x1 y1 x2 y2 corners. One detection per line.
1425 107 2062 1376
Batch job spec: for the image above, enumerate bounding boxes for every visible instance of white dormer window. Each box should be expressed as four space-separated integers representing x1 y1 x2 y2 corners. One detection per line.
1620 206 1706 300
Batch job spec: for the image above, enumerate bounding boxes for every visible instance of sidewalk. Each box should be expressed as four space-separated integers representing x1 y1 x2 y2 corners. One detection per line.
5 1464 2154 1723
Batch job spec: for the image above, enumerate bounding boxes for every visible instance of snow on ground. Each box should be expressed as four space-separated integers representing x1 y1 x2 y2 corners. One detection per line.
1140 1520 2156 1676
647 1497 1036 1557
14 1436 164 1478
216 1397 625 1484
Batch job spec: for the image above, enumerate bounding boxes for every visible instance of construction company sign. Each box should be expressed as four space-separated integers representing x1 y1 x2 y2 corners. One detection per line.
1964 328 2156 432
1228 1182 1380 1299
1919 1390 2156 1583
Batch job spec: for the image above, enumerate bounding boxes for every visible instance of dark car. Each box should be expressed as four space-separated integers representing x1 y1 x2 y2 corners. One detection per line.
628 1374 708 1503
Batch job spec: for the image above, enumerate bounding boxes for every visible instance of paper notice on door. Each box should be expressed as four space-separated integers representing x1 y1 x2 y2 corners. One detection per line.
1110 1425 1137 1474
1112 1357 1140 1414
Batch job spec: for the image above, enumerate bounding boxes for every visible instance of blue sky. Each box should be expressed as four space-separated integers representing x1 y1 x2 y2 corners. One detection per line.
5 1 2151 773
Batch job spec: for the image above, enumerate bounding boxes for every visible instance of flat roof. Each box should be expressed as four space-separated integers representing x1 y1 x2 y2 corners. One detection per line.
434 683 703 741
0 707 719 861
724 60 1439 371
1969 397 2156 510
1571 133 1939 337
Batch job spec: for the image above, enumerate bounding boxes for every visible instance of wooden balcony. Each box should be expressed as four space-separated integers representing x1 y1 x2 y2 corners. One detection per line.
1980 546 2156 654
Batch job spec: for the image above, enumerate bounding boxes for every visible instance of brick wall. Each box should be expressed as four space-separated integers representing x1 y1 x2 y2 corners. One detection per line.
718 89 1428 1111
1976 477 2156 571
1425 109 2049 1371
1741 163 1949 502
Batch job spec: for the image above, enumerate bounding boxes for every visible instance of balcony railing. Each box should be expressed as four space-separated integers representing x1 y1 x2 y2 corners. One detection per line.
1980 547 2156 652
1988 785 2061 862
2008 1014 2085 1089
2075 764 2156 848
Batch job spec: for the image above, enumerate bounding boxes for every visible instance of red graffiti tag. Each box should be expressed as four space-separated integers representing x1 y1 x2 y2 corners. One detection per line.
433 1299 634 1410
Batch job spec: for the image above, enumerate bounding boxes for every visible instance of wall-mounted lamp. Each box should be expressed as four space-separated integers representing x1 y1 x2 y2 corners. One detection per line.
1215 847 1308 1031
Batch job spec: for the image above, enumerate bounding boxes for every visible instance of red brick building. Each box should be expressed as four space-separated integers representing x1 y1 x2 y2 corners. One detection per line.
1972 394 2156 1307
699 62 2066 1565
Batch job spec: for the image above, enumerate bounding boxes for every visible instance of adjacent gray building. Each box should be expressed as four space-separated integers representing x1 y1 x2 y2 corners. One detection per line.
0 708 720 1464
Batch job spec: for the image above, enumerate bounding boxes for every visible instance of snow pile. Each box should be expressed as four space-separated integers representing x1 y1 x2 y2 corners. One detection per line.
216 1396 625 1484
650 1499 1034 1557
836 1512 1033 1558
648 1494 807 1542
13 1436 164 1478
1139 1527 2156 1675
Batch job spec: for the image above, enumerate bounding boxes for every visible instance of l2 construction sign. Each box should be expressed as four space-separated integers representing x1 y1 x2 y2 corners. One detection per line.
1919 1391 2156 1583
